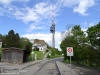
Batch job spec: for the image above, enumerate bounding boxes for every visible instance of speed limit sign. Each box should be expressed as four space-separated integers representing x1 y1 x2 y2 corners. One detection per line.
67 47 73 56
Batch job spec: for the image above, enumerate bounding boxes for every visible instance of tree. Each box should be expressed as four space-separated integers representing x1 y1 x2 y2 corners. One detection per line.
0 30 33 50
20 37 32 50
2 35 7 48
60 24 100 67
5 30 20 48
60 36 75 60
87 22 100 50
60 25 88 63
0 34 2 39
87 22 100 66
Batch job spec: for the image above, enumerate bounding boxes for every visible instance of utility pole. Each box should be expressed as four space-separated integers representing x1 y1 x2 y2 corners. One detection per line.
50 5 55 48
32 35 35 61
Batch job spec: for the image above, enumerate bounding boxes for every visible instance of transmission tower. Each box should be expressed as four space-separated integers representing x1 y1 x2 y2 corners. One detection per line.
50 5 55 48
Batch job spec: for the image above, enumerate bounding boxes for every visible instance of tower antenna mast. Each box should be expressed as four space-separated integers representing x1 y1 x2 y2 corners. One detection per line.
50 4 55 48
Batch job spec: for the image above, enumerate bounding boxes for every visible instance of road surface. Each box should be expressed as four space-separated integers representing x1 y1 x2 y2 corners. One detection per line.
0 58 100 75
65 63 100 75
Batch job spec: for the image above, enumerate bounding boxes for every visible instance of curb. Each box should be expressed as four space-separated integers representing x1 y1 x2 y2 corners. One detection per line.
56 61 62 75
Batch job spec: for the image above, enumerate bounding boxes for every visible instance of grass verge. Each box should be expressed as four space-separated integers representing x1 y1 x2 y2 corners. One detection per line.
63 59 100 69
47 54 63 59
30 51 46 60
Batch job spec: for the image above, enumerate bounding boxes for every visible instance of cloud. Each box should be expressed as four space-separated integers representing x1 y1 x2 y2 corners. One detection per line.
58 0 96 16
21 32 62 50
83 22 88 26
82 28 87 32
0 7 6 16
82 21 97 36
0 0 97 32
58 0 78 7
0 0 29 5
89 21 96 27
13 7 39 24
81 28 88 36
12 2 59 32
82 21 97 28
0 1 59 32
13 2 59 24
73 0 95 16
25 24 46 32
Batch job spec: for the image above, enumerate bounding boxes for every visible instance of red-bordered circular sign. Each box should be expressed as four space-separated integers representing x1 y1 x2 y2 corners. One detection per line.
68 48 72 53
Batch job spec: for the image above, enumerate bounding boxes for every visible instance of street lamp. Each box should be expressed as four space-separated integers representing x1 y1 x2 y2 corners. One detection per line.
32 35 35 61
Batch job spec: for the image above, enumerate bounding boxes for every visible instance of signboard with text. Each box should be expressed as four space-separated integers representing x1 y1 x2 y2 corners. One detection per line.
67 47 73 56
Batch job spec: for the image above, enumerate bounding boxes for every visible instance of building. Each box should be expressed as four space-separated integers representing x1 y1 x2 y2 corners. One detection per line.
1 47 31 63
0 39 2 48
32 39 47 52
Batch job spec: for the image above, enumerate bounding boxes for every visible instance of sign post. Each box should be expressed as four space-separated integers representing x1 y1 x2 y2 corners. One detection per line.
67 47 73 75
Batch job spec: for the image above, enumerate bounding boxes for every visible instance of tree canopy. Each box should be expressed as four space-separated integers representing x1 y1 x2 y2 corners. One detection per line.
60 22 100 67
5 30 20 48
0 30 32 50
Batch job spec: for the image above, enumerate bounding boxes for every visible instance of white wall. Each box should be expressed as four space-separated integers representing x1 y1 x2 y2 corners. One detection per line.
38 45 47 52
32 44 47 52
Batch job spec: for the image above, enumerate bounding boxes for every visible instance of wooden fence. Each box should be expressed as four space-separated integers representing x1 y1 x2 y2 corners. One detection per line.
1 47 24 63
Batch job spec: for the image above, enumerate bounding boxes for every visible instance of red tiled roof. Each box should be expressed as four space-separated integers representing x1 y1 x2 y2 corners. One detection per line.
34 39 46 45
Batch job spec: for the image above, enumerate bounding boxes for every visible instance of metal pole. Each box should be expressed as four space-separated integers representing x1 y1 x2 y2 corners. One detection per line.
70 56 72 75
52 33 55 48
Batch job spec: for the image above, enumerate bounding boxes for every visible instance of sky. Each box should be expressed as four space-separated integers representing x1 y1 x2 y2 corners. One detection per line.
0 0 100 50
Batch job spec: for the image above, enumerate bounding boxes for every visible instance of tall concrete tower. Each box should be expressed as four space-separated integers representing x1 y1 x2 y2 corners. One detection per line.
50 5 55 48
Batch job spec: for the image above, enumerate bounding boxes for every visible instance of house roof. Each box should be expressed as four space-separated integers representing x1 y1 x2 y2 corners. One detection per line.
34 39 46 46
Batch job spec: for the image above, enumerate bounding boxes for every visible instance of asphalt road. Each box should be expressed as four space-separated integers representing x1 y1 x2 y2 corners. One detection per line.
0 58 62 75
20 58 62 75
34 62 59 75
1 58 100 75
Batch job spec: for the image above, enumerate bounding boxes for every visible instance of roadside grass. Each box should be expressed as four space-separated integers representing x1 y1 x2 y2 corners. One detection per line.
0 48 2 50
63 59 100 69
63 59 90 66
30 51 46 61
47 54 63 59
51 54 63 58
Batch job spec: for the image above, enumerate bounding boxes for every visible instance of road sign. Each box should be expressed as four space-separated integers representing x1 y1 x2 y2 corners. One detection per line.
67 47 73 75
67 47 73 56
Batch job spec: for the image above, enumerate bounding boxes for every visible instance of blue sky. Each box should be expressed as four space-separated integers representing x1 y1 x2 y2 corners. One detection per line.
0 0 100 50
